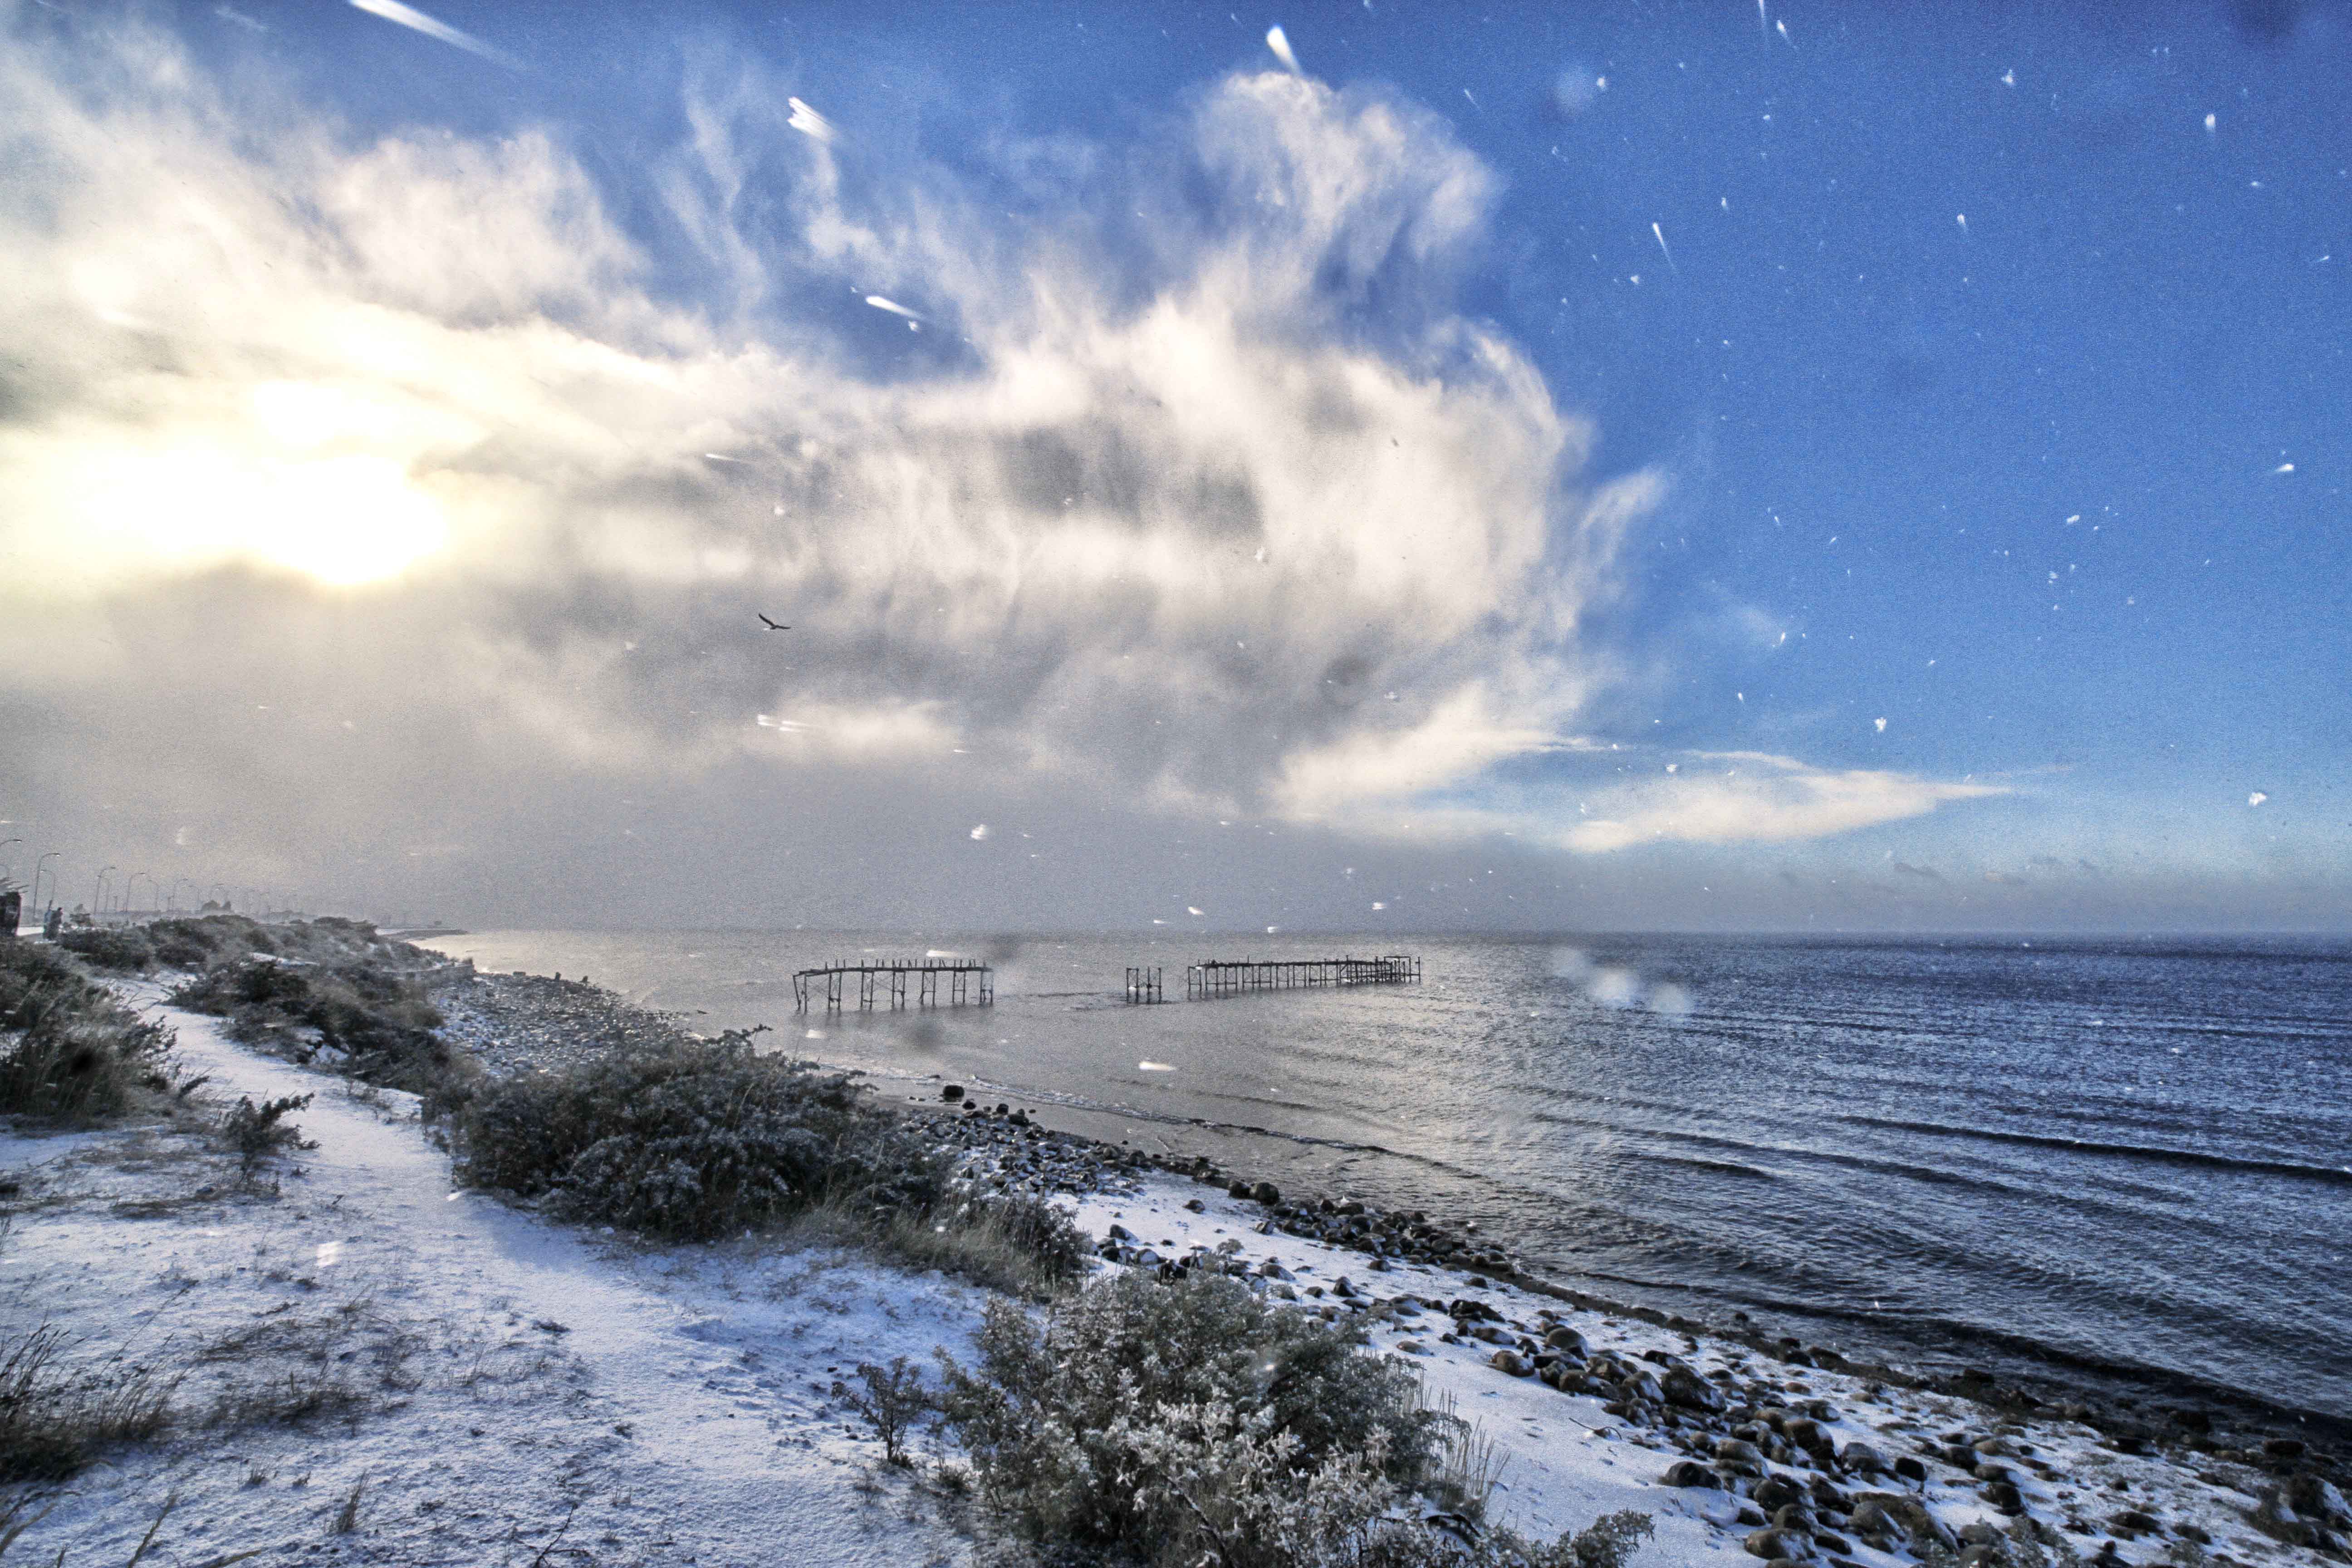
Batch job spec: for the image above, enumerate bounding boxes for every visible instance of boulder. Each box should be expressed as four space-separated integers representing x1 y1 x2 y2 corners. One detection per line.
1252 1181 1281 1205
1742 1528 1813 1561
1490 1348 1535 1377
2287 1475 2352 1528
1662 1460 1721 1489
1753 1476 1810 1514
1838 1441 1888 1475
1855 1493 1956 1552
1892 1455 1928 1484
1545 1326 1592 1357
1664 1364 1727 1413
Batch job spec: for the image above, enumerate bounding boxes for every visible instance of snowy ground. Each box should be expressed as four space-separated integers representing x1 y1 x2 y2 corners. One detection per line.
2 985 2327 1566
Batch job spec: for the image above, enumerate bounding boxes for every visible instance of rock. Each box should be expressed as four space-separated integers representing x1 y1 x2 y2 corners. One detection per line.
1623 1371 1666 1406
2263 1437 2307 1460
1107 1222 1136 1241
1664 1364 1727 1413
1754 1477 1810 1515
1662 1460 1721 1489
1856 1494 1956 1552
1892 1455 1928 1484
1183 1197 1206 1212
2252 1489 2312 1547
2110 1509 2160 1534
1743 1528 1813 1561
1490 1349 1535 1377
1838 1441 1888 1475
1228 1180 1253 1199
1983 1480 2026 1515
1715 1437 1768 1477
1252 1181 1280 1204
2287 1475 2352 1527
1813 1533 1851 1556
1545 1326 1591 1356
941 1083 964 1102
1960 1524 2004 1548
1958 1546 2003 1568
1770 1504 1818 1534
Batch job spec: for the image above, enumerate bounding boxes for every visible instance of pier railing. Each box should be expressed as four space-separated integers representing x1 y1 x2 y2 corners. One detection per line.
1124 966 1165 1004
1184 955 1421 1000
794 960 994 1013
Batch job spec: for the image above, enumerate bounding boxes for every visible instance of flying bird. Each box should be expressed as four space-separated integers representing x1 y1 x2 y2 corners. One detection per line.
758 614 792 631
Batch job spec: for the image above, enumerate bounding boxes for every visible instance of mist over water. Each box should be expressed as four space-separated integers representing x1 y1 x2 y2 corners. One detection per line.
428 929 2352 1421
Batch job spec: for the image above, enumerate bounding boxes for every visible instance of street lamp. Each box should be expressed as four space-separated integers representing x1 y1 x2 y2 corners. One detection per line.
125 872 151 916
168 877 190 913
30 852 59 918
95 865 117 916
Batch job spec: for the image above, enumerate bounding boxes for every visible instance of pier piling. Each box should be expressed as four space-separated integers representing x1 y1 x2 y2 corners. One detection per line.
794 960 994 1014
1182 955 1421 1000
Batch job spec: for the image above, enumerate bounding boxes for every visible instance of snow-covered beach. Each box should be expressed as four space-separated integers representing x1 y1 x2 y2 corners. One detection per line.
3 964 2343 1566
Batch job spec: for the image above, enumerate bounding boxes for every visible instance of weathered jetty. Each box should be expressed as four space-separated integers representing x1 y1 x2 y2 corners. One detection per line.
1184 955 1421 1000
1124 966 1166 1004
794 960 994 1013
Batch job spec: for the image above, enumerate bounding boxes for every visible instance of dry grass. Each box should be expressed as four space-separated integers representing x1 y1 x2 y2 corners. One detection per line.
0 1323 176 1483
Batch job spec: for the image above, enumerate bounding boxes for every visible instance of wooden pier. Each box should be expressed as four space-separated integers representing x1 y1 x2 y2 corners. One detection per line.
794 960 994 1013
1184 955 1421 1000
1124 966 1166 1004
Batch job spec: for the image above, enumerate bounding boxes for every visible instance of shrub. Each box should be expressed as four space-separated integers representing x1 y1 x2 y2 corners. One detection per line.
935 1269 1655 1568
832 1357 932 1466
0 1323 174 1481
217 1093 316 1176
172 955 456 1101
934 1269 1448 1563
0 939 176 1122
453 1033 951 1241
53 924 157 971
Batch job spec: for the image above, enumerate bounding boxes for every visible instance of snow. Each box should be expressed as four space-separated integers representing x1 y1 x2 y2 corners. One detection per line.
3 986 2308 1566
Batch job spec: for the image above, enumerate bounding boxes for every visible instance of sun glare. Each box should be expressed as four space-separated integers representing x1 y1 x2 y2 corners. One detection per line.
52 440 450 588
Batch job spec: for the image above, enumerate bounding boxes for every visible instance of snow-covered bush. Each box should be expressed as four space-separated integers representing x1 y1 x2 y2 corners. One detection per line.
217 1092 318 1175
935 1269 1449 1563
172 953 453 1098
454 1032 953 1241
0 938 176 1122
935 1269 1656 1568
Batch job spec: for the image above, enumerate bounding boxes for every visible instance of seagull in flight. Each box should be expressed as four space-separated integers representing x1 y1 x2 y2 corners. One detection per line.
758 613 791 631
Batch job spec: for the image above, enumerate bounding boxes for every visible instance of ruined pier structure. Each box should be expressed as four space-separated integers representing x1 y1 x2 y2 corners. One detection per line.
1182 955 1421 1000
794 960 994 1013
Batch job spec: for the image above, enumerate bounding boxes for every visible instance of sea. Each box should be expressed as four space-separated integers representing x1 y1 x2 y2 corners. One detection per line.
419 929 2352 1426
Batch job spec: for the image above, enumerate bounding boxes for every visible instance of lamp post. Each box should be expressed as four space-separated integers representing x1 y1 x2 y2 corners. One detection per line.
31 852 59 919
95 865 117 917
125 871 151 916
167 877 190 913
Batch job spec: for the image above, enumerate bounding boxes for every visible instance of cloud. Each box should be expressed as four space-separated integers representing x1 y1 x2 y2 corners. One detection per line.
0 15 1997 906
1552 752 2005 853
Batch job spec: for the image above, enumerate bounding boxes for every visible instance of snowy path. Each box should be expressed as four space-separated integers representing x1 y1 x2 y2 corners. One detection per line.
5 996 987 1566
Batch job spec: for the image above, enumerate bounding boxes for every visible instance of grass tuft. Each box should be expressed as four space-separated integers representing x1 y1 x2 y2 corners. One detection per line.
0 1323 176 1482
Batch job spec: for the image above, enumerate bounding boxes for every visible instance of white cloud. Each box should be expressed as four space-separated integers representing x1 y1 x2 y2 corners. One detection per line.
0 19 1997 876
1554 752 2005 852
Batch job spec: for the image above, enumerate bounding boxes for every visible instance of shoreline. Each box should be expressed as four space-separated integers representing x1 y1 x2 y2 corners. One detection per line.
434 962 2349 1462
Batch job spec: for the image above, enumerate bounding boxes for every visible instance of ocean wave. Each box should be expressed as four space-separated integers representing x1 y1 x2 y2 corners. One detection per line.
1841 1116 2352 1186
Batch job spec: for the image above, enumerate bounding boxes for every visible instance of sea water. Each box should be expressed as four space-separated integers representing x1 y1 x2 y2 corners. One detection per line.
423 929 2352 1421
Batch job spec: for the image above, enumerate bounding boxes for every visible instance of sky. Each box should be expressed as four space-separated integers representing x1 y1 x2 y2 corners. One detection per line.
0 0 2346 934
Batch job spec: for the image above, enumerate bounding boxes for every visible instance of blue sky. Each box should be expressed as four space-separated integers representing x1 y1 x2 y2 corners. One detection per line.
0 0 2345 931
